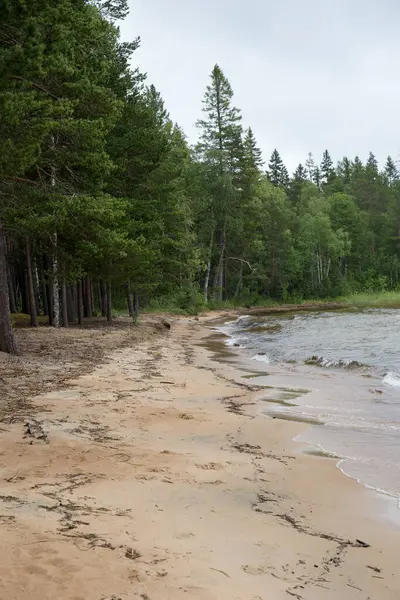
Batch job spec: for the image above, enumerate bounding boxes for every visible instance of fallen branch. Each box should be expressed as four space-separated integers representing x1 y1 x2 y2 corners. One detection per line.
210 567 230 578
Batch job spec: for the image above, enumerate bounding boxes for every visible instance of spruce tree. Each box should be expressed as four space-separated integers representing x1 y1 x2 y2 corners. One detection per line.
366 151 378 173
337 157 352 185
196 64 243 301
384 156 398 185
293 163 308 182
267 149 287 187
196 64 242 176
243 127 263 174
312 166 322 187
320 150 335 184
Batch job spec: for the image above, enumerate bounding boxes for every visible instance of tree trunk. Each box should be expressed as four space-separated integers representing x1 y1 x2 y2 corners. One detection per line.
7 263 17 313
33 262 41 316
234 262 243 298
84 276 93 318
212 243 225 301
133 291 139 316
46 254 54 326
25 237 38 327
61 281 68 328
89 278 94 317
0 225 17 354
39 259 48 316
77 279 83 326
82 277 88 318
106 282 112 323
21 269 29 314
204 227 214 303
97 281 102 315
67 284 76 323
126 281 134 317
99 280 107 317
52 234 60 327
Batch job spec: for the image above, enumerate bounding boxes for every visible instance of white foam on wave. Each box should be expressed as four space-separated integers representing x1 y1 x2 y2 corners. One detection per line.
383 372 400 388
306 355 366 369
225 336 248 348
252 353 270 363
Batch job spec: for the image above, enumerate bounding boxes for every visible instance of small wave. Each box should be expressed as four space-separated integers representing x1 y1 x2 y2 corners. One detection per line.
225 336 248 348
236 315 251 322
252 353 270 363
383 372 400 388
305 355 366 369
246 323 283 334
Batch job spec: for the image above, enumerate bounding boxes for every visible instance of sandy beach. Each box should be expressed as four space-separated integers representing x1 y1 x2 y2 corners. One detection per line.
0 314 399 600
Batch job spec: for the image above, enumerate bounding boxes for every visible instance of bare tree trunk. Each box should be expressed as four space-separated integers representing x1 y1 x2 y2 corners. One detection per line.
83 276 93 319
126 280 134 317
52 234 59 328
213 244 225 301
106 282 112 323
133 291 139 316
99 280 107 317
22 270 29 314
7 262 17 313
33 261 41 315
77 279 83 326
234 262 243 298
46 254 54 326
25 237 38 327
204 227 214 303
39 259 48 316
67 284 76 323
82 277 88 318
89 278 94 317
61 281 68 328
0 225 17 354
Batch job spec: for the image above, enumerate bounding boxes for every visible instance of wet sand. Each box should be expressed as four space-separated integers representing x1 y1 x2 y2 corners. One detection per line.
0 314 399 599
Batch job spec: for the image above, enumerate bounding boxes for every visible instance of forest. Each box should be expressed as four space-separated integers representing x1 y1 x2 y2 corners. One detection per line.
1 0 400 354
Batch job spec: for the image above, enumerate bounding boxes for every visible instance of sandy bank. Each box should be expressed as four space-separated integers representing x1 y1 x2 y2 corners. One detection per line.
0 315 398 599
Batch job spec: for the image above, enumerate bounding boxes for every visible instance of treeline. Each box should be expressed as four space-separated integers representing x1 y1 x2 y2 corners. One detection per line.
1 0 400 354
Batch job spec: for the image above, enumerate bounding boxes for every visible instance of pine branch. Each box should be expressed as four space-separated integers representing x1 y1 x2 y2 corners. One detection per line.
9 76 59 100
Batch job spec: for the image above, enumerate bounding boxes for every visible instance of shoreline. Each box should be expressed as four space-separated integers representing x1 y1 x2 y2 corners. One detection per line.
0 315 399 599
212 310 400 514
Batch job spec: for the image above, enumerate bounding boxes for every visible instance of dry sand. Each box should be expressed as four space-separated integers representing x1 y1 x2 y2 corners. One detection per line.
0 314 399 600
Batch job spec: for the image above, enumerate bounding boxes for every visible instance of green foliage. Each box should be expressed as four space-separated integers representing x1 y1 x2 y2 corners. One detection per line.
1 0 400 338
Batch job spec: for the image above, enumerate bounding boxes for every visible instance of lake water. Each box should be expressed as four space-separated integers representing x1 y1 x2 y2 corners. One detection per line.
216 309 400 503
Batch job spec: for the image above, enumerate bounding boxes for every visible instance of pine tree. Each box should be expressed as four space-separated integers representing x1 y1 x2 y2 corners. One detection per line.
90 0 130 21
281 165 290 189
288 164 308 205
267 149 288 187
243 127 263 174
337 157 352 185
196 64 243 301
312 166 322 187
196 64 242 177
384 156 398 185
293 163 308 182
366 151 378 175
320 150 335 184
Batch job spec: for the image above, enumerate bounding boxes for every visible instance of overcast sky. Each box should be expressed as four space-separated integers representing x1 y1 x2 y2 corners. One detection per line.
119 0 400 172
